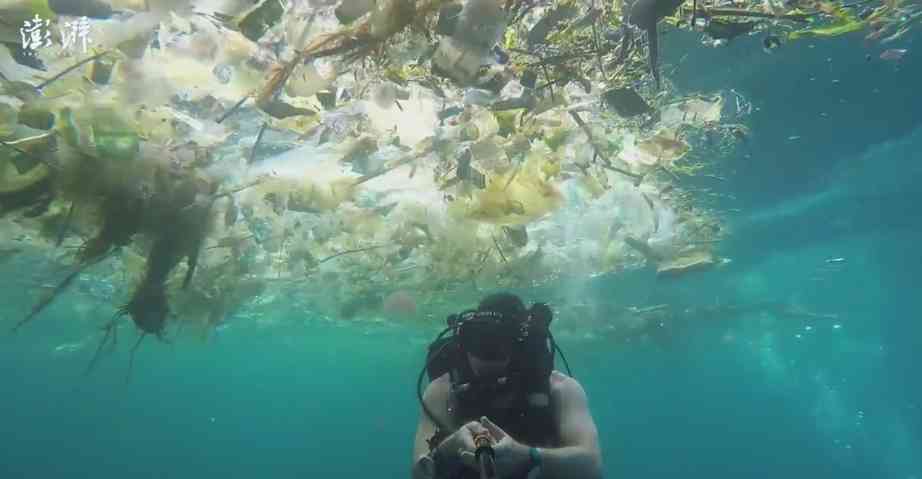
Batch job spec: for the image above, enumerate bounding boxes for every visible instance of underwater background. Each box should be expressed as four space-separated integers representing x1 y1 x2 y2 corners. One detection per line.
2 28 921 479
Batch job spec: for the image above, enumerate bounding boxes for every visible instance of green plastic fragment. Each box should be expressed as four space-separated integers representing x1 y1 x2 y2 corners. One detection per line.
95 133 140 161
788 20 864 39
57 107 81 148
544 127 570 151
460 123 479 141
493 110 520 137
93 108 139 161
788 6 865 40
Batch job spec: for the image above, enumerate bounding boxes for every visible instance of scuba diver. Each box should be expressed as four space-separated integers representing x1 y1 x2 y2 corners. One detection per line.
411 293 602 479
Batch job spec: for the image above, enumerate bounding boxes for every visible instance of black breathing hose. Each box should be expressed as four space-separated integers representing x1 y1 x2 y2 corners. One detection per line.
549 332 573 377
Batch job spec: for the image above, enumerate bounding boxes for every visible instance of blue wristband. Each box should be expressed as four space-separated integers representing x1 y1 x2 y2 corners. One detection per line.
526 447 543 478
529 447 542 468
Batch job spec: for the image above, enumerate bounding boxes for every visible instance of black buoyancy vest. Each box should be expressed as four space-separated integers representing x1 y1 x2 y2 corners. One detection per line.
438 367 558 478
444 377 557 479
448 377 558 447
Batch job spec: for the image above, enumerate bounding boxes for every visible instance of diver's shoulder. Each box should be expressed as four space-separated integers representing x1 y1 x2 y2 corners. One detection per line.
424 373 451 402
549 370 585 396
550 369 574 384
549 370 571 390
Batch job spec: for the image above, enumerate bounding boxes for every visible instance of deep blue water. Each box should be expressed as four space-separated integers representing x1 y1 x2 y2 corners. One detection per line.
2 29 921 479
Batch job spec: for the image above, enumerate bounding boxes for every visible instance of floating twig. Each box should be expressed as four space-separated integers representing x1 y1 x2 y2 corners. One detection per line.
217 95 250 124
503 165 520 191
491 235 508 263
641 192 659 233
590 6 606 76
11 250 114 333
318 245 387 264
206 234 256 250
0 139 56 169
249 122 268 164
55 202 76 247
694 7 815 23
85 316 121 376
659 164 681 182
623 235 663 263
541 64 555 100
36 50 111 90
568 111 644 186
126 332 146 384
197 177 267 208
354 146 433 185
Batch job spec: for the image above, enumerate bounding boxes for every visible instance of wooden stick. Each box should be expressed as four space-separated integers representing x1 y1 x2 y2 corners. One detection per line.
55 202 75 247
210 178 265 201
205 234 255 250
590 6 606 76
568 111 644 185
354 148 431 185
659 164 681 182
491 234 508 263
180 177 266 215
0 139 56 169
317 245 387 264
217 95 249 124
11 249 114 333
249 122 268 164
36 50 111 90
694 7 815 23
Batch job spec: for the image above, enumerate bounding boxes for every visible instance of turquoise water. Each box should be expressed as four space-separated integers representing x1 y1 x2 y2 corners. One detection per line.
3 31 921 479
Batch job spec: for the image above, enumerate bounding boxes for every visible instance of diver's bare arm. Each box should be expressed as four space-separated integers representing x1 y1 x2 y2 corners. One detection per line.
536 377 603 479
411 376 455 479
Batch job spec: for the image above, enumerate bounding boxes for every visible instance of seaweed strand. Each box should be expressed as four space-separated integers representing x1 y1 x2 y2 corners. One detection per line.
84 315 122 376
126 332 146 384
11 250 114 333
55 202 76 247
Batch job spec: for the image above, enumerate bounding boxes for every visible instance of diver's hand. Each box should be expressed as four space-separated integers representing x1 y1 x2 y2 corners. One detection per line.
458 417 531 478
443 420 491 469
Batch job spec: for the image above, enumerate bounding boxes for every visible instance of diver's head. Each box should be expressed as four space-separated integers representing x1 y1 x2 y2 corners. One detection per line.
459 293 527 377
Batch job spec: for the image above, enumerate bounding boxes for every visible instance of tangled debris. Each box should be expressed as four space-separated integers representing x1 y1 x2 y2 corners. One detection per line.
0 0 909 368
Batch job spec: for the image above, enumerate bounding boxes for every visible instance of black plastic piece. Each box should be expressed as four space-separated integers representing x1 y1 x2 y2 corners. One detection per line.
520 70 538 89
603 87 653 117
